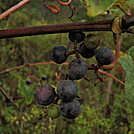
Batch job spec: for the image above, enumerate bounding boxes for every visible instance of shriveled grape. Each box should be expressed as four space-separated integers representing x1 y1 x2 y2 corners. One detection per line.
78 43 95 58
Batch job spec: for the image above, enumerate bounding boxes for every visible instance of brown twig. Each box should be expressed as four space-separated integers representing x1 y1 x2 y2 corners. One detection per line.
0 87 30 123
98 69 125 85
54 71 62 81
0 61 68 75
117 5 130 17
0 61 125 85
0 0 30 21
74 40 80 58
27 68 41 82
83 77 90 82
94 69 104 82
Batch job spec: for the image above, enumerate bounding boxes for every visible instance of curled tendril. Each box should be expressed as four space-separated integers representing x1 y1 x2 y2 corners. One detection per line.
57 0 73 5
43 0 60 14
49 4 61 14
43 0 73 14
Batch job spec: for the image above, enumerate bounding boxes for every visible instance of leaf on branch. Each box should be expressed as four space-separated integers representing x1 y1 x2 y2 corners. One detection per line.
114 0 127 6
18 78 34 104
79 0 128 17
119 54 134 104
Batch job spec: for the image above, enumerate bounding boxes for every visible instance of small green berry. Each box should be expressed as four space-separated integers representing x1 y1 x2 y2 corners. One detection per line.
47 104 60 119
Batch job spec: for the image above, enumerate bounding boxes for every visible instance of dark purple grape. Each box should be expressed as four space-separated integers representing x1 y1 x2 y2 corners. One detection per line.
26 79 32 85
57 80 78 102
95 47 115 65
41 75 47 81
34 84 56 106
51 45 67 64
83 34 100 49
60 99 81 119
68 58 88 80
78 43 95 58
69 31 85 43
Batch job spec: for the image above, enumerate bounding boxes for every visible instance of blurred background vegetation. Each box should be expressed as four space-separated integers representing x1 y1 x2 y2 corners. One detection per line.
0 0 134 134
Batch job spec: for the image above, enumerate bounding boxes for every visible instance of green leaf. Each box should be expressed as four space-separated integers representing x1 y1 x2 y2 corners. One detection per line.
18 78 34 104
127 46 134 59
126 0 134 7
119 55 134 103
80 0 128 17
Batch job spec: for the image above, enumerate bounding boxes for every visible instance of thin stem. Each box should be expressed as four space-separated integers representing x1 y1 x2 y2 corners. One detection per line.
0 0 30 21
101 33 121 70
98 69 125 85
0 61 68 75
117 5 129 17
0 61 125 85
0 87 30 123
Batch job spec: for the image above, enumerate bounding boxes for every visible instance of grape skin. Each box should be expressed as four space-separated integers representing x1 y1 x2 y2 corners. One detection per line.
78 43 95 58
25 79 32 85
83 34 100 50
34 84 56 106
95 47 115 65
57 80 78 102
69 31 85 43
47 104 60 119
60 99 81 119
68 58 88 80
51 45 67 64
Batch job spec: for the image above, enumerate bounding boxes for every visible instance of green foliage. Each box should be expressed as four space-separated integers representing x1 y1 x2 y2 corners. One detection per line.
0 0 134 134
18 78 34 104
119 50 134 107
79 0 131 17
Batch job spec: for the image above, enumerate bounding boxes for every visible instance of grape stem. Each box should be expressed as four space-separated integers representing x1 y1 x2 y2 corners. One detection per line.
27 68 41 82
74 41 80 58
0 61 125 85
101 33 120 70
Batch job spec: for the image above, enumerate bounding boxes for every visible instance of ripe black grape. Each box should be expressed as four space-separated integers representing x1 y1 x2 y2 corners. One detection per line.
51 45 67 64
69 31 85 43
41 75 47 81
34 84 56 106
95 47 115 65
25 79 32 85
83 34 100 49
57 80 78 102
60 99 81 119
68 58 88 80
78 43 95 58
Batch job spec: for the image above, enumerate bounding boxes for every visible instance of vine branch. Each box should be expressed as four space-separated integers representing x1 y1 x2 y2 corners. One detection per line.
0 16 133 39
0 20 113 39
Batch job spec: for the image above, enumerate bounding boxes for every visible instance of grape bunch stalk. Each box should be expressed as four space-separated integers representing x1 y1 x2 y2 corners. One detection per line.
34 31 115 120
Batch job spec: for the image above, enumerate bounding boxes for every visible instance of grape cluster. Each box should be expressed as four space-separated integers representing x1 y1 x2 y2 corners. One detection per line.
34 80 81 119
34 31 115 120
